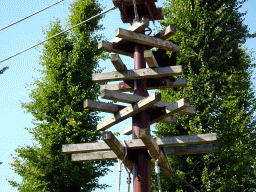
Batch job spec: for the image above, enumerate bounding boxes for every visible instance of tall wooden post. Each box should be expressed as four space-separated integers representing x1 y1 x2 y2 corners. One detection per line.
132 19 151 192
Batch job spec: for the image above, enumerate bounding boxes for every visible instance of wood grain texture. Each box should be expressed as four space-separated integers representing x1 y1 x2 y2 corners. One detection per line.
111 54 128 71
100 78 187 92
140 129 173 177
165 143 221 155
153 25 176 40
92 66 183 82
97 92 161 131
62 133 218 154
115 28 181 52
103 131 133 171
144 50 159 68
84 99 125 113
98 41 133 57
110 19 149 43
100 89 195 116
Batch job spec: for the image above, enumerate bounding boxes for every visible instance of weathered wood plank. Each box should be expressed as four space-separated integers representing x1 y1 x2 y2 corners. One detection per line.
100 78 187 92
103 131 133 171
92 66 182 83
72 151 117 162
101 89 192 116
97 92 161 131
110 19 149 43
111 54 128 71
179 106 196 115
165 143 221 155
123 124 133 135
150 98 190 124
62 133 218 154
153 25 176 40
98 41 133 58
140 129 173 177
115 28 181 52
84 99 125 113
144 50 159 68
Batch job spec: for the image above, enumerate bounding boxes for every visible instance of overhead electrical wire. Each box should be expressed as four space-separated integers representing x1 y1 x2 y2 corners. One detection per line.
0 0 64 32
0 6 117 64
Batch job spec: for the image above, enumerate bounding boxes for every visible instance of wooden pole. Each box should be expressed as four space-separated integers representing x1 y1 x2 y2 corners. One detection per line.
132 19 151 192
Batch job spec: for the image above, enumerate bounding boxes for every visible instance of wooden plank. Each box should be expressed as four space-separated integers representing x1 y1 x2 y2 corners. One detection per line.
98 41 133 58
111 54 128 71
150 98 190 123
140 129 173 177
92 66 183 82
72 151 117 162
97 92 161 131
123 116 177 135
153 25 176 40
101 89 192 115
100 78 187 92
115 28 181 52
103 131 133 171
84 99 125 113
62 133 218 154
123 124 133 135
110 19 149 43
144 50 159 68
165 143 221 155
71 143 220 162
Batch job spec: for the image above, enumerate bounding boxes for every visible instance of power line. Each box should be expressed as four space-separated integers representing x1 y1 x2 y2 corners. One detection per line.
0 0 64 32
0 6 117 64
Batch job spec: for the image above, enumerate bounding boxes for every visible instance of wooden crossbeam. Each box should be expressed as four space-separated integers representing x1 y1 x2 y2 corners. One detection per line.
71 143 220 162
154 25 176 40
115 28 181 52
144 50 159 68
165 143 220 155
102 131 133 171
83 98 177 127
140 129 173 177
100 78 187 92
97 92 161 131
100 89 192 116
72 151 116 161
84 99 125 113
150 98 190 124
110 19 149 44
111 54 128 71
62 133 218 154
123 115 177 135
92 66 182 83
98 41 134 58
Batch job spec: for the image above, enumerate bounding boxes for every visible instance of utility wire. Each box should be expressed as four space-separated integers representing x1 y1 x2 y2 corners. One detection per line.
0 6 117 64
0 0 64 32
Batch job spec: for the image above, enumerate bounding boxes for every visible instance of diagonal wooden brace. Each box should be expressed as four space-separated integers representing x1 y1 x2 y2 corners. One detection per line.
97 92 161 131
102 131 133 172
140 129 173 177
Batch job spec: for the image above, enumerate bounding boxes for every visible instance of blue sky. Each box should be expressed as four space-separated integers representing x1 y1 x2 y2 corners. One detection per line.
0 0 256 191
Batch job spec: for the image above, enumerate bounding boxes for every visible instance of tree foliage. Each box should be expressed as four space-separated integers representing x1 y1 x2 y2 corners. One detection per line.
7 0 114 191
0 66 9 75
151 0 256 191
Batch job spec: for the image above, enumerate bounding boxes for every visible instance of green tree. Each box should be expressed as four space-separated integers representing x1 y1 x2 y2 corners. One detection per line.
0 66 9 75
151 0 256 191
7 0 113 191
